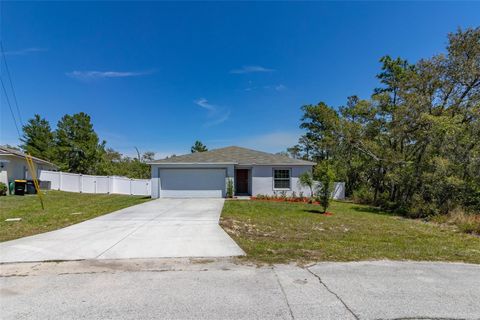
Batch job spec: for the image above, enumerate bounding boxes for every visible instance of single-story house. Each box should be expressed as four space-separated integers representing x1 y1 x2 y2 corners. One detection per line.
0 146 58 186
149 146 315 198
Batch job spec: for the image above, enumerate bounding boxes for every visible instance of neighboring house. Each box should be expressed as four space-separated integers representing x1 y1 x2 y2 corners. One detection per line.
0 146 58 186
149 146 315 198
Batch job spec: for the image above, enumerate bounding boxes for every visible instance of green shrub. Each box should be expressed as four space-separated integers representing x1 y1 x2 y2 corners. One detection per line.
226 178 234 198
298 171 315 198
407 194 439 218
352 186 374 204
0 182 7 196
457 221 480 235
314 163 335 213
461 185 480 212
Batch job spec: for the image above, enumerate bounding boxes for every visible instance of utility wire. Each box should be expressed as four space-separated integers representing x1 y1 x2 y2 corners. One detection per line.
0 75 21 139
0 2 45 210
1 41 24 127
0 2 24 137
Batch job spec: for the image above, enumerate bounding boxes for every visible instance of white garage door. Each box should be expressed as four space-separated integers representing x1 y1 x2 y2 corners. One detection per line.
159 168 226 198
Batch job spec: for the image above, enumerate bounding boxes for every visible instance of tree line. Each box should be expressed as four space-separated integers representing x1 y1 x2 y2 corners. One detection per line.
20 112 154 179
288 27 480 217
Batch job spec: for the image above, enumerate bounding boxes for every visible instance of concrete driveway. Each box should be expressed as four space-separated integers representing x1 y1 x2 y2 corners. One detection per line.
0 199 244 263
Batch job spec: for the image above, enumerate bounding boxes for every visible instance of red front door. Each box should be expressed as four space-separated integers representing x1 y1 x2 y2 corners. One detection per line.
235 169 249 194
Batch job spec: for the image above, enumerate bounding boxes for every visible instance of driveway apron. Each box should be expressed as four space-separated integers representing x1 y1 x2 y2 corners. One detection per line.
0 199 244 263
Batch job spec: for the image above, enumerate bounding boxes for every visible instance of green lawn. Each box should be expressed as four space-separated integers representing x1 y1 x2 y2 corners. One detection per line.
0 190 151 242
220 200 480 264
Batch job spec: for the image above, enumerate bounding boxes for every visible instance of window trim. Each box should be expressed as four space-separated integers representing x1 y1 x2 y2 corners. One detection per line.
272 168 292 190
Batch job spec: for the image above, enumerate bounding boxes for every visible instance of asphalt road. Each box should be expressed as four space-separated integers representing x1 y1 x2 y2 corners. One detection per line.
1 259 479 320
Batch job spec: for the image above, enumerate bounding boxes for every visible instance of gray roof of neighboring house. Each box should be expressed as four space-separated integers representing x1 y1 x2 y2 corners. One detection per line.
148 146 315 166
0 146 58 168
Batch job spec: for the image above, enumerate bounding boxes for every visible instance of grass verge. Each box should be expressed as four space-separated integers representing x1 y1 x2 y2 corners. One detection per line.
0 190 151 242
220 200 480 264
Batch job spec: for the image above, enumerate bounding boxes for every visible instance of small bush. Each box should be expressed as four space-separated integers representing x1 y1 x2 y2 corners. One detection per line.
407 195 439 218
226 178 234 198
298 171 315 197
314 163 335 213
0 182 7 196
461 186 480 212
352 186 374 204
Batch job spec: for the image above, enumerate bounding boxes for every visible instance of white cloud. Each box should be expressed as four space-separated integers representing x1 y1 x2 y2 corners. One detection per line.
263 84 287 92
150 151 184 160
205 110 231 127
66 70 151 80
3 47 48 56
194 98 230 127
244 81 286 92
230 65 275 74
194 98 216 112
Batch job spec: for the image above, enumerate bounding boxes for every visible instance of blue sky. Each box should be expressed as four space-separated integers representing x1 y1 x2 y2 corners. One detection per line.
1 1 479 158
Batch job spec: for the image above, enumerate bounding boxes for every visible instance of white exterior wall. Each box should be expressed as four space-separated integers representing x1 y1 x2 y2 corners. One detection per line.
0 168 7 186
0 157 26 185
251 165 313 197
0 155 56 186
151 165 160 198
149 163 345 200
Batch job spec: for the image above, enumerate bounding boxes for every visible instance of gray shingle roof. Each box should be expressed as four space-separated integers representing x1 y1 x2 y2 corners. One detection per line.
149 146 315 166
0 146 58 168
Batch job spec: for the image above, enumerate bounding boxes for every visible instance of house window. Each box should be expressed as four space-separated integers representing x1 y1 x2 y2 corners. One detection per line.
274 169 291 189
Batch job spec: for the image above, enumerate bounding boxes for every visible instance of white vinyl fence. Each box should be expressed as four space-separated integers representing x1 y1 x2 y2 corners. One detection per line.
331 182 345 200
39 170 151 196
310 181 345 200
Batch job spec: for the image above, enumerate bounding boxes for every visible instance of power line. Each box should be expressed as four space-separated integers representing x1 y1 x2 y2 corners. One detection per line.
1 41 24 127
0 75 21 139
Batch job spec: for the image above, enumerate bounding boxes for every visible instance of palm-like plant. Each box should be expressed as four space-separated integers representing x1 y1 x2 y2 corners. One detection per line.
298 171 315 198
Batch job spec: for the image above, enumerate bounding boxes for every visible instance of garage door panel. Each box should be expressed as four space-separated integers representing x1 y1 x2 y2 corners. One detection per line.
161 190 223 198
160 169 226 198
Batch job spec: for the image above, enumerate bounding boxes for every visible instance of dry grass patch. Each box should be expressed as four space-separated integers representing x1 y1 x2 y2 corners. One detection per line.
432 209 480 235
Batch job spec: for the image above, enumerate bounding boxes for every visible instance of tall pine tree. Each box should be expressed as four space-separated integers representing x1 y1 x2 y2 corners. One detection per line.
54 112 105 174
20 114 54 160
191 140 208 153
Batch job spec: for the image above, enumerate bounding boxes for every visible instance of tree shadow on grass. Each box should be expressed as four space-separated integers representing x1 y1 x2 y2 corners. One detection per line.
303 209 325 214
351 205 398 217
